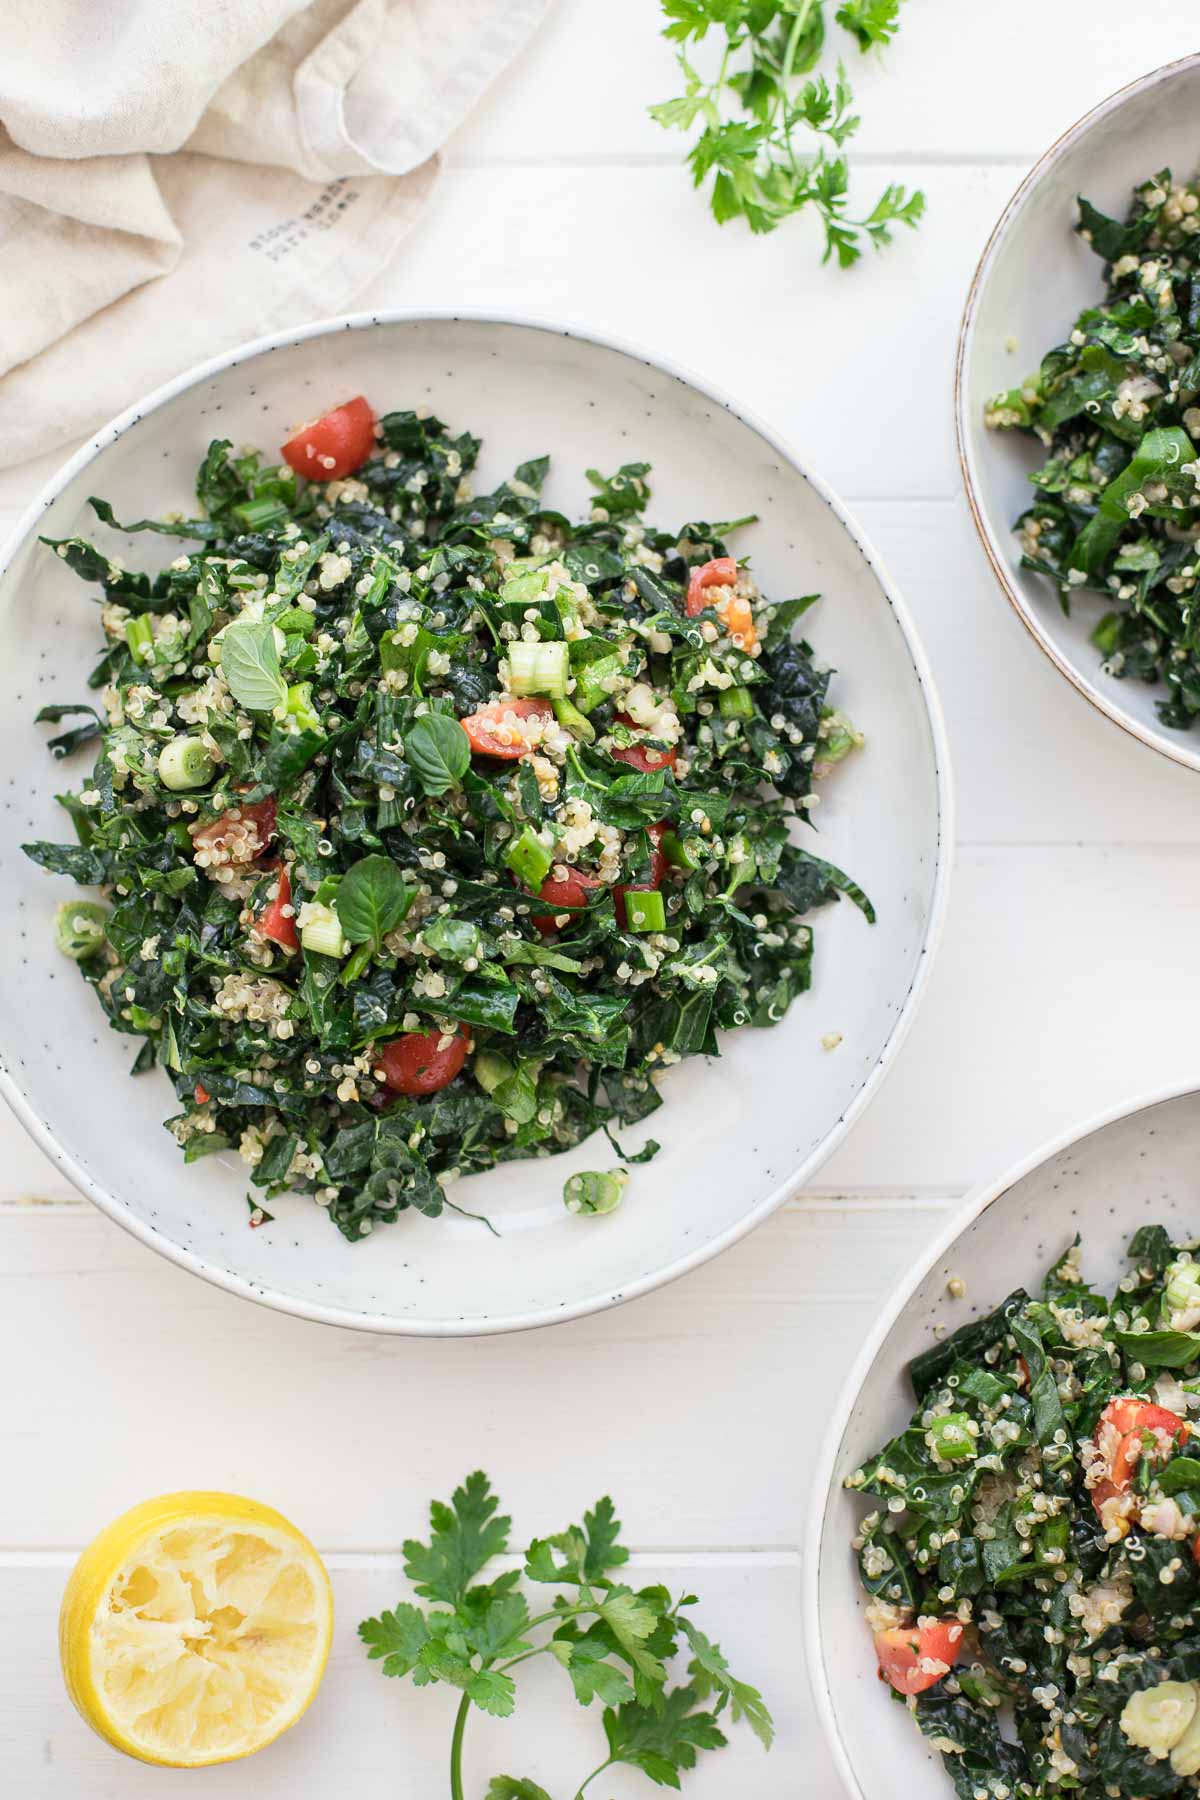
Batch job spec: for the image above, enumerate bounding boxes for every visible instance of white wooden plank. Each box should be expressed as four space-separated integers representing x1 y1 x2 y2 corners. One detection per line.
853 500 1200 846
451 0 1200 164
0 1200 946 1551
353 160 1016 502
5 836 1200 1214
0 1556 807 1796
822 842 1200 1192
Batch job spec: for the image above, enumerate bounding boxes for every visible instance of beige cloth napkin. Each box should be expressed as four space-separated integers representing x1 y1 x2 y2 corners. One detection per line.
0 0 548 469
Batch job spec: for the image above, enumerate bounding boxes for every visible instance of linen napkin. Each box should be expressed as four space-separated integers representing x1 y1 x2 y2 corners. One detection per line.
0 0 548 469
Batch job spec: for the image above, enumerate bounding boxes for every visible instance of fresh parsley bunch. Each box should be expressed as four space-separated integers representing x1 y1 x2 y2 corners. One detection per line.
359 1473 773 1798
650 0 924 265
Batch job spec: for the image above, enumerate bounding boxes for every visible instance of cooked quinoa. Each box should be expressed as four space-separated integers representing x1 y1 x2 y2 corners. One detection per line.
847 1226 1200 1796
24 400 870 1241
987 168 1200 731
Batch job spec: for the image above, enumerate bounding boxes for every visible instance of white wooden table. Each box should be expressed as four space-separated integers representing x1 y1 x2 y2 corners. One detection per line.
4 4 1200 1792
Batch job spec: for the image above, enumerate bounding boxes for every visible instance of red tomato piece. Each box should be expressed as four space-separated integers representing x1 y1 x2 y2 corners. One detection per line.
194 1082 210 1105
460 699 553 760
1091 1397 1188 1520
685 557 738 618
613 821 668 930
533 867 603 935
281 396 376 481
378 1025 470 1097
874 1621 964 1696
611 712 678 774
191 796 277 865
259 865 299 951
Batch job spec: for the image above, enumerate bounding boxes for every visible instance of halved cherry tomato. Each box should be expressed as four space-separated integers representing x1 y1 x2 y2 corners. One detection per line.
377 1025 470 1096
194 1082 210 1105
685 557 738 617
533 867 603 935
611 712 678 774
874 1621 964 1696
613 821 669 931
684 556 757 650
461 699 553 759
1091 1397 1188 1520
191 796 277 864
281 396 376 481
259 865 299 951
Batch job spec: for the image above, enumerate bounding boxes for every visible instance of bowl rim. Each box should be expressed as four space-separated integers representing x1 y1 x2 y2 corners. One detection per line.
0 306 953 1336
803 1072 1200 1798
954 51 1200 776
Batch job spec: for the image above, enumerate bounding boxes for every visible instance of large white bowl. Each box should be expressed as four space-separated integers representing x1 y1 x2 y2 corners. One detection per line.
0 312 949 1334
807 1080 1200 1798
957 53 1200 772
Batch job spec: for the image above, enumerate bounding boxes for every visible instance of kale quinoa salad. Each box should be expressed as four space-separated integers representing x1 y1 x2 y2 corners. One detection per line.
23 395 869 1242
987 168 1200 732
846 1226 1200 1798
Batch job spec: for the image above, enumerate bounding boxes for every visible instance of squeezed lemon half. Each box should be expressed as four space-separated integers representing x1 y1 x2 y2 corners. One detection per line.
59 1492 332 1766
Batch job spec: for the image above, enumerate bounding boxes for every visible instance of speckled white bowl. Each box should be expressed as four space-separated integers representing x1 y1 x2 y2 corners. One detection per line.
957 53 1200 772
0 311 949 1334
807 1080 1200 1798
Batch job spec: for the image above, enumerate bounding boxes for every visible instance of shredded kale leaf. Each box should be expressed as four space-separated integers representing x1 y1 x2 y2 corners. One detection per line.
987 167 1200 732
26 411 868 1242
847 1226 1200 1797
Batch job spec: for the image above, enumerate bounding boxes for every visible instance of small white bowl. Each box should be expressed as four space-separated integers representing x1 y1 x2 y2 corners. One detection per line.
957 54 1200 772
0 311 949 1335
806 1079 1200 1798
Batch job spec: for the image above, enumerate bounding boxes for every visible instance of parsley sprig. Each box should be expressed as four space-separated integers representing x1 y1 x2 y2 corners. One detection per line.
359 1472 773 1798
650 0 924 265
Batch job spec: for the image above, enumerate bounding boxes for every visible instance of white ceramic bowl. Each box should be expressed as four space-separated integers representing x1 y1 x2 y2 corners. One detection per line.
957 53 1200 772
0 311 949 1334
807 1079 1200 1798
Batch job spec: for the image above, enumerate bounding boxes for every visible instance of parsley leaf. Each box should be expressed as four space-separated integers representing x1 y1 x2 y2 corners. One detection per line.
603 1685 728 1786
403 1470 512 1606
359 1473 773 1796
650 0 924 263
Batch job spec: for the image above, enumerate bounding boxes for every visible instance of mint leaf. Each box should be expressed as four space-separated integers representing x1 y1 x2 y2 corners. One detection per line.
220 617 287 713
403 1470 510 1606
358 1602 430 1677
679 1618 775 1749
336 853 413 952
405 712 470 795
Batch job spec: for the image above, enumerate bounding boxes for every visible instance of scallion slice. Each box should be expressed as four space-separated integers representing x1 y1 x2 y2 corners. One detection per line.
507 640 569 699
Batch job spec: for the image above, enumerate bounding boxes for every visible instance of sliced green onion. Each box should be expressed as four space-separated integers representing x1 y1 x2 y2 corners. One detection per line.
500 568 552 606
158 736 215 791
571 653 621 713
551 694 595 741
280 680 320 734
474 1049 515 1095
54 899 109 961
507 640 569 699
1164 1259 1200 1326
340 943 374 986
505 825 555 889
624 890 666 933
718 685 754 720
927 1413 976 1463
563 1168 627 1216
125 615 155 663
232 497 291 531
660 831 702 872
300 903 348 959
